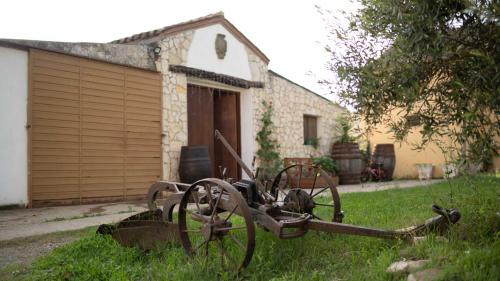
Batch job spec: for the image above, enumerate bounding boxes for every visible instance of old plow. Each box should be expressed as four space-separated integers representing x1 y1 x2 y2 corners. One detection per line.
98 130 460 270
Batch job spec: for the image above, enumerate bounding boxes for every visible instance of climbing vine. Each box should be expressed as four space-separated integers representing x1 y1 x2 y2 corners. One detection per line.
255 100 281 181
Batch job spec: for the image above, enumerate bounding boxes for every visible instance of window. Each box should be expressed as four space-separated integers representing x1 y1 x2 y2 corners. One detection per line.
406 114 421 127
303 115 318 145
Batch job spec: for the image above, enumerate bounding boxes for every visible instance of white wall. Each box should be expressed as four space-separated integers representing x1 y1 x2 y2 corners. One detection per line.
239 90 253 179
0 46 28 206
186 24 252 80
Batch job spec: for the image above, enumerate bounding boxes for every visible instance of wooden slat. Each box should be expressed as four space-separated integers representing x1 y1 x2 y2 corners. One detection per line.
32 133 79 143
126 125 159 133
82 85 124 99
34 73 80 87
81 128 124 138
33 58 80 73
33 118 79 129
82 115 123 125
82 74 125 87
125 74 161 86
126 106 160 117
125 157 161 164
127 151 160 157
81 122 124 132
81 189 123 198
32 141 79 150
82 101 124 113
126 132 161 140
32 171 79 178
126 119 160 128
33 110 79 122
126 144 161 152
82 94 124 106
81 135 124 145
82 108 124 119
81 143 124 151
81 163 123 170
126 175 161 183
125 170 161 176
32 156 79 163
32 50 80 66
33 126 79 136
32 149 79 157
32 177 79 186
81 60 125 74
81 150 124 157
127 138 160 146
33 88 79 101
81 169 124 177
126 68 161 80
126 101 159 110
33 81 79 94
81 81 124 93
81 176 123 185
32 163 79 171
33 66 79 80
32 192 80 200
32 185 79 193
81 67 124 80
125 164 161 170
126 94 159 104
81 157 124 164
33 96 80 108
81 183 124 191
126 82 160 94
32 103 79 115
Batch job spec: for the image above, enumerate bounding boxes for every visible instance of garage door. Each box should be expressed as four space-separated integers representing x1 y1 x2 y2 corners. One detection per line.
29 49 162 207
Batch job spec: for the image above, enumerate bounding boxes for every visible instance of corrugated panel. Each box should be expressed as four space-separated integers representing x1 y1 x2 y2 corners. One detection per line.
29 49 162 206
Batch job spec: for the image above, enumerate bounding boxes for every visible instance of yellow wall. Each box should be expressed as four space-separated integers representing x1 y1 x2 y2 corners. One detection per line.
367 128 447 179
365 123 500 179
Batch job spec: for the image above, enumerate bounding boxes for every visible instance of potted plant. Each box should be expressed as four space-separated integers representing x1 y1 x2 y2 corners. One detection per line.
312 155 340 186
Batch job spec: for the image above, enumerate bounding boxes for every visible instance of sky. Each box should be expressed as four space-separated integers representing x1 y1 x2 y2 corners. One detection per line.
0 0 359 100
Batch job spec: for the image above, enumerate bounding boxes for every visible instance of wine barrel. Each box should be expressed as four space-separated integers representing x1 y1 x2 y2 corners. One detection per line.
178 145 212 184
372 144 396 180
331 143 362 184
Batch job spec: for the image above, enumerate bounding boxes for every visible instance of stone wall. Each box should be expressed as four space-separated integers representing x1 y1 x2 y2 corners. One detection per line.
253 71 344 161
0 39 156 70
154 31 194 180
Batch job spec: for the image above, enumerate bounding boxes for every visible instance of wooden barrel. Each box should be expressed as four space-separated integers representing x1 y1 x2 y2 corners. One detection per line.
331 143 362 184
178 145 212 184
372 144 396 180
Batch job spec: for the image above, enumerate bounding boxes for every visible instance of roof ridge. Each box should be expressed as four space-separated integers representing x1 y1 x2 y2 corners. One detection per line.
108 11 269 64
109 11 224 44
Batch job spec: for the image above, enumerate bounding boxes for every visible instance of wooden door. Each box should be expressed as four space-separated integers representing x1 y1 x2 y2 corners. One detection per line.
187 85 214 175
213 90 240 179
187 85 240 179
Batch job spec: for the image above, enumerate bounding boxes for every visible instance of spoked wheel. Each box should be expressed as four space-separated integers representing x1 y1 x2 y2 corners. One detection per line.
270 165 343 222
178 178 255 271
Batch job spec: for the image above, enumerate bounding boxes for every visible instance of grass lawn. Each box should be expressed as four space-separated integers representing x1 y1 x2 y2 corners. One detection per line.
2 175 499 281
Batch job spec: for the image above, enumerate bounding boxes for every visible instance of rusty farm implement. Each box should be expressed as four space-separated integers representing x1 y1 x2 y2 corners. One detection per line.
98 130 460 270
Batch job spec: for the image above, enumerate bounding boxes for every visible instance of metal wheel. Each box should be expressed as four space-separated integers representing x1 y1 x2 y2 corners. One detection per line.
270 165 343 222
178 178 255 271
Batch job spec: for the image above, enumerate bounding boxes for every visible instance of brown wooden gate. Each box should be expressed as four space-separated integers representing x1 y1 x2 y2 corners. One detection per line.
29 49 162 207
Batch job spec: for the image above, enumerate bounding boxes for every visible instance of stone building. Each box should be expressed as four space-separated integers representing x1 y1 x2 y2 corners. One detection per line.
110 12 345 180
0 12 344 207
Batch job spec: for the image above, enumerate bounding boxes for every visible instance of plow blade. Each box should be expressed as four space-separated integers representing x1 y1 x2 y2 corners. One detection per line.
97 209 180 250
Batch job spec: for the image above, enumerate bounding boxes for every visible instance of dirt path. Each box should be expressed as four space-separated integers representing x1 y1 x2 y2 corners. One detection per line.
0 228 91 269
